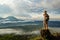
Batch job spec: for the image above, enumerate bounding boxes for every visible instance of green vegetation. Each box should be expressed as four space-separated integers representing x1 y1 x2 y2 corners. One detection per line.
0 34 39 40
30 33 60 40
0 32 60 40
0 34 29 40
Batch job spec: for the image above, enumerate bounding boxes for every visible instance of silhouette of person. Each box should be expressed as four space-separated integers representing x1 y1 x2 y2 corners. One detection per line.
43 10 49 30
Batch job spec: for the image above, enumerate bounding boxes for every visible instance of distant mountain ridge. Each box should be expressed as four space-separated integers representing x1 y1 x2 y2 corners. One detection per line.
5 16 19 21
0 16 60 28
0 16 24 21
0 17 4 20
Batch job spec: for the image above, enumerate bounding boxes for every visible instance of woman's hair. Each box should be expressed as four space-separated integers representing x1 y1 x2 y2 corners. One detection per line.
44 10 47 14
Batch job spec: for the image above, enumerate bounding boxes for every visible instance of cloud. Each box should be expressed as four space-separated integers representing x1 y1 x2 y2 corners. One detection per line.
0 4 12 13
0 4 13 17
0 0 60 20
32 0 60 9
0 28 25 34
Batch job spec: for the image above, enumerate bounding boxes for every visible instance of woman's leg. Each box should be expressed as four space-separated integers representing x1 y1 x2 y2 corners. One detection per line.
46 21 48 30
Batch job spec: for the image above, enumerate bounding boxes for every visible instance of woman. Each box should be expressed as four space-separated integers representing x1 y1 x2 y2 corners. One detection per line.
43 10 49 30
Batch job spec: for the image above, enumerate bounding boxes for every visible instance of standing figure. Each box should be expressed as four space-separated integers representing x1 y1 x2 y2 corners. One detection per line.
43 10 49 30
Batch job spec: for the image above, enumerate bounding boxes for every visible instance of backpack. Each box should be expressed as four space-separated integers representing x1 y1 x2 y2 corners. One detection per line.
46 14 49 21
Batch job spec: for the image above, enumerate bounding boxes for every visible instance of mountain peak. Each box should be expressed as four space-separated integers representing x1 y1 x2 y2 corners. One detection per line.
5 16 19 21
6 16 17 19
5 16 24 21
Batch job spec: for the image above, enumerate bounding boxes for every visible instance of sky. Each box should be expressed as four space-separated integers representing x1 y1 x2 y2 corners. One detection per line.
0 0 60 21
